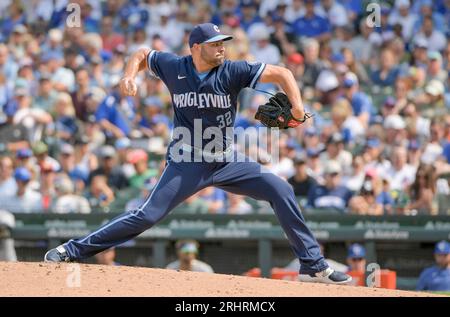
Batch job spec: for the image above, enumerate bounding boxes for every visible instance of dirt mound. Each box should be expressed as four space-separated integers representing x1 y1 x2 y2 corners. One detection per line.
0 262 438 297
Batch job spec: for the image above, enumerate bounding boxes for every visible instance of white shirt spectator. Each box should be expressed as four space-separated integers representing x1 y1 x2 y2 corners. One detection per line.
1 189 42 213
341 171 365 193
319 151 353 175
349 36 374 63
147 20 184 52
342 116 365 141
0 177 17 198
24 0 55 23
270 157 294 179
52 67 76 92
421 143 443 165
53 195 91 214
166 259 214 273
285 5 305 23
385 164 416 191
316 1 349 27
250 42 281 66
388 11 418 41
415 30 447 52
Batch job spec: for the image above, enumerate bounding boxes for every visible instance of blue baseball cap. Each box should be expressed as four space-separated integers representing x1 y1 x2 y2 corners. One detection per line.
348 243 366 259
331 53 345 64
16 148 33 159
188 23 233 47
343 72 359 88
14 167 31 182
434 241 450 255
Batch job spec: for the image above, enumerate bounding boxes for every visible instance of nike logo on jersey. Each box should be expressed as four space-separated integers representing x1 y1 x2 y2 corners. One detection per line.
178 75 186 79
173 92 232 109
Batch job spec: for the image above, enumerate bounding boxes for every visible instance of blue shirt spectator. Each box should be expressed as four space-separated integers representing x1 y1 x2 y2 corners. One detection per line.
293 14 331 39
292 0 331 39
307 161 353 213
417 241 450 291
95 91 136 138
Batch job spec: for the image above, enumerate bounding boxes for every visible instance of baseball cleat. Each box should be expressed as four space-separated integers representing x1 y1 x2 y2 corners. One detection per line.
298 267 352 285
44 245 71 263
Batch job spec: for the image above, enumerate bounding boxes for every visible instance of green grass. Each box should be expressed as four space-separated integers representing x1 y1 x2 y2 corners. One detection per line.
430 291 450 296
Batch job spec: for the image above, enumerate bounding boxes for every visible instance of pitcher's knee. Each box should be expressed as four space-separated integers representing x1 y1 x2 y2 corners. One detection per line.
267 176 296 197
136 205 168 227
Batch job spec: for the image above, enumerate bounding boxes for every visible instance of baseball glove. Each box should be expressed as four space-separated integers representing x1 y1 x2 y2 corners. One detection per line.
254 92 313 129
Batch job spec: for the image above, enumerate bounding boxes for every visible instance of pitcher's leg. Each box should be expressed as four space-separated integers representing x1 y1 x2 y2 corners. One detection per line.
213 160 327 274
64 162 208 260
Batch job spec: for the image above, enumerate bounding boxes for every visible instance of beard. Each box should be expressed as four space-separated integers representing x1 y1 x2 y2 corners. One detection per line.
201 47 224 67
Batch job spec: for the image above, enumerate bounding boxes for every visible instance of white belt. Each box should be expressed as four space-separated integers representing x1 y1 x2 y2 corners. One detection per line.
181 143 233 159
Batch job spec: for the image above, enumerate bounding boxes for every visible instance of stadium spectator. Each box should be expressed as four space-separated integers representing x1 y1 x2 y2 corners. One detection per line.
349 180 383 215
88 145 129 190
249 24 281 66
320 132 352 174
386 146 416 193
198 187 226 214
292 0 331 42
34 73 57 113
171 192 210 214
52 92 83 145
39 161 57 211
53 175 91 214
406 164 438 215
346 243 367 273
370 47 401 88
0 156 17 197
417 240 450 291
86 174 115 212
302 38 324 88
0 209 17 261
139 96 171 139
127 149 157 189
166 239 214 273
377 175 395 215
288 153 317 197
1 167 42 213
125 176 158 211
415 16 447 52
342 154 366 193
226 192 253 214
71 68 94 122
306 160 352 213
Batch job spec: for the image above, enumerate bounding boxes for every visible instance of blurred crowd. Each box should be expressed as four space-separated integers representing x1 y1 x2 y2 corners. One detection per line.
0 0 449 216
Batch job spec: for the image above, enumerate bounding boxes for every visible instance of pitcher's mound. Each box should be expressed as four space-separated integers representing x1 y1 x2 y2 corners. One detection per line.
0 262 438 297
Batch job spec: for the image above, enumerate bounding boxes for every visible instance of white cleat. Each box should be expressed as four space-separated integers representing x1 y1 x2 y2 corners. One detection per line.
298 267 352 285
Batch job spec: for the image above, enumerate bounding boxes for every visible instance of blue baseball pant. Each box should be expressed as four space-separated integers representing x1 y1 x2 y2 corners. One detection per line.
64 152 328 274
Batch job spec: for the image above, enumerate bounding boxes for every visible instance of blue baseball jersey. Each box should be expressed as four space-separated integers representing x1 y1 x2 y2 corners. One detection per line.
416 266 450 291
147 51 266 150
